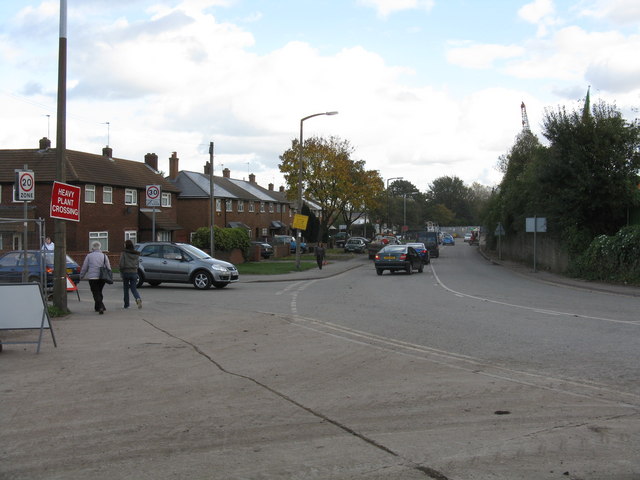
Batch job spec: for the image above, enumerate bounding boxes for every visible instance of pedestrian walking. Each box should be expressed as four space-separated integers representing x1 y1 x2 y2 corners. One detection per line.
315 243 326 270
119 240 142 309
80 241 111 314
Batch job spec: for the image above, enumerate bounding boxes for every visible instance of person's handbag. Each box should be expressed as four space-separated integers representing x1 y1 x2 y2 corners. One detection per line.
100 254 114 284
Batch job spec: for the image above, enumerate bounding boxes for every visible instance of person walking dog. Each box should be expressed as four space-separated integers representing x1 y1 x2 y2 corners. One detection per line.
80 241 111 314
119 240 142 309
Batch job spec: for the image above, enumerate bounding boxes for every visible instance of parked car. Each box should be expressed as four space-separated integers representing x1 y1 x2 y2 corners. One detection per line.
272 235 307 253
374 245 424 275
135 242 239 289
406 242 430 264
464 233 472 243
442 234 455 246
344 238 367 253
332 232 349 248
0 250 80 286
252 241 274 259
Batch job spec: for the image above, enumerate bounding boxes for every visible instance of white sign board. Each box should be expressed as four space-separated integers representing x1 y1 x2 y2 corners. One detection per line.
15 169 35 201
146 185 161 207
526 217 547 233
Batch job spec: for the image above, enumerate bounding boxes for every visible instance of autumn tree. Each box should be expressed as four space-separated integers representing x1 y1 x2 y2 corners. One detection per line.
279 135 384 241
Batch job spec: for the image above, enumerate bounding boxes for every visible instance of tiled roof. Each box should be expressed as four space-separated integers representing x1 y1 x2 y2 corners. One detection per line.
0 147 180 192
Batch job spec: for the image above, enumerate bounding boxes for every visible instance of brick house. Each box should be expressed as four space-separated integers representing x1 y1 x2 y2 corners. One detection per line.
0 138 180 258
168 154 294 242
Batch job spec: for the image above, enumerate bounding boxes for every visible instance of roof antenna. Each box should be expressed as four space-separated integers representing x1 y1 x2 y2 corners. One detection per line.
102 121 110 146
45 114 50 138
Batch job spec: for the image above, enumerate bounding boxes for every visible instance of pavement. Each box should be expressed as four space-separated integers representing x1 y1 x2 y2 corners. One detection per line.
1 252 639 480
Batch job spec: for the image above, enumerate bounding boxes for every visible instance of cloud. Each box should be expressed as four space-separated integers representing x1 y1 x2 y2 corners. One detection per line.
518 0 561 37
446 42 525 69
357 0 435 18
578 0 640 26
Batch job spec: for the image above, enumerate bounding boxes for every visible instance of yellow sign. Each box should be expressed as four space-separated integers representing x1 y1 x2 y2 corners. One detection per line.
292 214 309 230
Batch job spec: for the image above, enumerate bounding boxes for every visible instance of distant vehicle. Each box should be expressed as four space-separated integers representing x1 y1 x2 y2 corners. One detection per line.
464 233 472 243
374 245 424 275
252 241 274 259
367 234 400 259
332 232 349 248
135 242 239 289
0 250 80 287
442 234 455 246
406 242 430 264
344 238 367 253
272 235 307 253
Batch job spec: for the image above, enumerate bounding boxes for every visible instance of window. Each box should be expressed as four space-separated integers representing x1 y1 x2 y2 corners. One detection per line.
161 192 171 207
85 185 96 203
277 204 281 213
226 199 233 212
89 231 109 251
260 202 265 213
124 230 137 244
215 198 222 212
103 186 113 204
237 200 244 212
283 204 287 213
157 231 171 242
249 202 255 213
269 203 274 213
125 188 137 205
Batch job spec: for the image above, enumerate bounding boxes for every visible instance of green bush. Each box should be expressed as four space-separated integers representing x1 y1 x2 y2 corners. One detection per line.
569 225 640 284
192 226 251 258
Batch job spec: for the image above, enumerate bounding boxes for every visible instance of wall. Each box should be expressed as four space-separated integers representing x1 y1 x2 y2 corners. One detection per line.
484 231 569 273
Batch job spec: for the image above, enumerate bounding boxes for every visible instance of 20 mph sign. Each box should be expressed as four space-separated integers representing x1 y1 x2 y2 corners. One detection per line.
15 169 35 201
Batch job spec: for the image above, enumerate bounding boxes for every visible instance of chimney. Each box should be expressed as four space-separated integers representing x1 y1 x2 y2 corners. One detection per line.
102 146 113 158
38 137 51 150
268 183 274 191
223 168 231 178
249 173 256 183
169 152 179 179
279 186 285 193
204 162 211 175
144 153 158 171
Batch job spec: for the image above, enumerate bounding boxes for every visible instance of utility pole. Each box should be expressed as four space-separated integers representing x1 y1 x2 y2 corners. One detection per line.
209 142 215 255
53 0 68 311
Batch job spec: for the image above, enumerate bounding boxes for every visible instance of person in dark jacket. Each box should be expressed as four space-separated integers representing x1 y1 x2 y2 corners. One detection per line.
119 240 142 309
315 243 326 270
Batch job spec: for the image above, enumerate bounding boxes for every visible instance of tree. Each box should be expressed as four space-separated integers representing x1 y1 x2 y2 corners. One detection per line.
279 135 384 241
426 176 474 225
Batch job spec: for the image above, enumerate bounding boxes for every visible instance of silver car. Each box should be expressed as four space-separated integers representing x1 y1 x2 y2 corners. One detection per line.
135 242 239 290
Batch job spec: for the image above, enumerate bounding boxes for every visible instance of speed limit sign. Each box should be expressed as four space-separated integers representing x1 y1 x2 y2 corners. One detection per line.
15 169 35 201
146 184 161 207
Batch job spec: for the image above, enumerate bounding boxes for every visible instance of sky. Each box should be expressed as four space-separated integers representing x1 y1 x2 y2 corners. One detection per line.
1 0 639 193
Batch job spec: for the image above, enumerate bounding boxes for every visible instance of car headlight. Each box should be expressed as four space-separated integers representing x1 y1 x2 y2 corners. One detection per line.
211 264 228 272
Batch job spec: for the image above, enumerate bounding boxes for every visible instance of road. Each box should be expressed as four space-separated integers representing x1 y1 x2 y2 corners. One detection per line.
1 246 639 480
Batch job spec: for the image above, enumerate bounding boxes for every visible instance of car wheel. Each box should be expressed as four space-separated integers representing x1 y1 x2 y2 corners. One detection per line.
136 271 145 288
376 268 383 275
418 263 424 273
192 271 212 290
148 281 162 286
406 264 412 275
213 282 228 289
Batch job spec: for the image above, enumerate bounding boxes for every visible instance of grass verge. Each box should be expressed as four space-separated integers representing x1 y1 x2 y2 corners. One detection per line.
237 261 318 275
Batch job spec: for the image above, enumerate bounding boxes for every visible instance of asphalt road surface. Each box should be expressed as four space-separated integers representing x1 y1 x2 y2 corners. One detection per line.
1 247 638 480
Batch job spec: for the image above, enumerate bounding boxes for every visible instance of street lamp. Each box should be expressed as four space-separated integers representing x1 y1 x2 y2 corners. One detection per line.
403 191 420 232
386 177 403 233
296 111 339 270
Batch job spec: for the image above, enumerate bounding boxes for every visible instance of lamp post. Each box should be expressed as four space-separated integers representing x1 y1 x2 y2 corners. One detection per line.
386 177 403 233
296 111 338 270
403 191 419 232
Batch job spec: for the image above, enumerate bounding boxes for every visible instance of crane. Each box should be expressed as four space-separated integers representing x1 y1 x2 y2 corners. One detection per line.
521 101 530 132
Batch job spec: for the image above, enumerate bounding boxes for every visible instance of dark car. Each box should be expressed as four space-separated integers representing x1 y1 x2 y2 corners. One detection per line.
252 241 274 259
0 250 81 287
135 242 239 289
374 245 424 275
406 242 430 264
332 232 349 248
344 238 367 253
